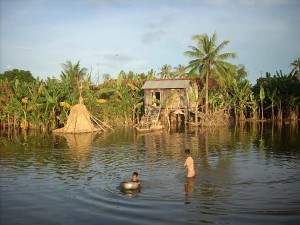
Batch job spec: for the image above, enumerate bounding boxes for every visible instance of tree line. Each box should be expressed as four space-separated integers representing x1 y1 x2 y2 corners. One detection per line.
0 32 299 132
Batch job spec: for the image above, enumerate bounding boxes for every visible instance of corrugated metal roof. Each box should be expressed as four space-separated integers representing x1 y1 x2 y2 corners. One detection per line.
142 80 191 89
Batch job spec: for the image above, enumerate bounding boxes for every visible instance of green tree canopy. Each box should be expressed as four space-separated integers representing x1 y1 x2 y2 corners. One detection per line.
184 32 237 114
0 69 35 83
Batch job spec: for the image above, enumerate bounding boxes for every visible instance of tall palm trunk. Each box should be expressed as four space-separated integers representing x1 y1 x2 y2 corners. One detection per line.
205 62 211 115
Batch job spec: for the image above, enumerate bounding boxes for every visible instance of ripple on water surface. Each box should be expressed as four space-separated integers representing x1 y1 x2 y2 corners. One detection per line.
1 125 300 225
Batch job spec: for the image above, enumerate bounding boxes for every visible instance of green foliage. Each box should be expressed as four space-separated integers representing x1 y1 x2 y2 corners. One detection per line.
0 48 299 132
253 70 300 120
159 64 174 79
184 32 237 114
0 69 35 83
96 70 149 125
229 79 253 120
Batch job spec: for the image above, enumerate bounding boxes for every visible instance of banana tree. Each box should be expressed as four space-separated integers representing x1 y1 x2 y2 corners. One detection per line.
162 91 180 131
124 73 145 124
9 80 33 129
187 83 204 125
208 90 229 114
266 87 277 120
248 94 259 120
259 85 265 120
231 80 253 120
40 78 67 129
8 97 28 129
104 71 145 125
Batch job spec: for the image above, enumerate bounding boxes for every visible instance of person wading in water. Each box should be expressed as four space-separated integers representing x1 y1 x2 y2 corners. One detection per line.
184 149 195 178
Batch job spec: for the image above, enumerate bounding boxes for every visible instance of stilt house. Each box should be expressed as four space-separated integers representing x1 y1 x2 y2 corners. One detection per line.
141 78 200 124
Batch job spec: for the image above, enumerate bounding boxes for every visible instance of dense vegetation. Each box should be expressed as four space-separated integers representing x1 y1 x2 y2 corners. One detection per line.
0 33 299 132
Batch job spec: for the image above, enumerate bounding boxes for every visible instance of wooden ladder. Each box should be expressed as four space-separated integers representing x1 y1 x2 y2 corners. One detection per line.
145 105 162 125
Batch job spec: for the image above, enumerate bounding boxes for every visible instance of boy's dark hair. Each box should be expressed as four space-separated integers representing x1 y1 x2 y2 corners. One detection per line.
185 149 190 154
132 172 138 176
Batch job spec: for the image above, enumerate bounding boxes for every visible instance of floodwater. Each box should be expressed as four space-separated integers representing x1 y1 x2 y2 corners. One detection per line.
0 122 300 225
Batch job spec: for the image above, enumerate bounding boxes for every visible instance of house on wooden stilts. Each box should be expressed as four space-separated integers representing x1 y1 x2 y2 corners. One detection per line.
141 78 200 126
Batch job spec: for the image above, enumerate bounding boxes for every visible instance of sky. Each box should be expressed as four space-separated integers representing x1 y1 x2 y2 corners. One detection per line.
0 0 299 84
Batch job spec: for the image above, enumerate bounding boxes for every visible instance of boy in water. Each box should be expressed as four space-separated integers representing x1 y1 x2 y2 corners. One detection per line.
130 172 141 185
184 149 195 178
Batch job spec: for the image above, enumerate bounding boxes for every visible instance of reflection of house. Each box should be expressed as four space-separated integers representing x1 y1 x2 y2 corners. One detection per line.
142 79 200 124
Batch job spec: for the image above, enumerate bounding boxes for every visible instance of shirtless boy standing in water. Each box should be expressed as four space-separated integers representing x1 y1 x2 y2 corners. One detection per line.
184 149 195 178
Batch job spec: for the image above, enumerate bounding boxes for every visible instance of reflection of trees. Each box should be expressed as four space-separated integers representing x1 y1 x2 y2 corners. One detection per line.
0 130 54 160
186 126 232 169
137 131 172 160
98 126 133 146
136 126 234 166
232 122 256 150
2 123 299 192
260 122 299 157
232 121 300 159
190 126 236 203
0 131 99 181
0 131 75 185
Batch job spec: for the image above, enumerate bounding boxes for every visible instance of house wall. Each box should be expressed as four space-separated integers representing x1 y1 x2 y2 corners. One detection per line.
144 88 190 110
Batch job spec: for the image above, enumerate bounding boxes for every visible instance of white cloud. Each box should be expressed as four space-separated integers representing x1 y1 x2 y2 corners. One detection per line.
1 0 299 83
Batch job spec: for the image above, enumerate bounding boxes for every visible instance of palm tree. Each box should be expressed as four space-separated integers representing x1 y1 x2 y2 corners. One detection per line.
159 64 173 79
174 64 187 78
61 60 88 104
146 69 156 80
184 32 237 114
290 58 300 80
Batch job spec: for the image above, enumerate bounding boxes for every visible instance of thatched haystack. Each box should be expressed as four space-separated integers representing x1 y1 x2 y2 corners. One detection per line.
53 104 102 134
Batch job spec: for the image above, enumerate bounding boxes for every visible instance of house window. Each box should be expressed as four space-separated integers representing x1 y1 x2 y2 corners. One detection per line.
152 91 161 106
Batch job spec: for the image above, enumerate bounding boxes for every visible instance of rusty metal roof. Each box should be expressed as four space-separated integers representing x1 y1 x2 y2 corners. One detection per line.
142 80 191 89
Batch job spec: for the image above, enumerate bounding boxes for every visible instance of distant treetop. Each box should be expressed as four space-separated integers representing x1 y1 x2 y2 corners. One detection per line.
0 69 35 83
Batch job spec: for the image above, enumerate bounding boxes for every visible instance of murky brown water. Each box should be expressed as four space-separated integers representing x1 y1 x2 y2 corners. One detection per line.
1 122 299 225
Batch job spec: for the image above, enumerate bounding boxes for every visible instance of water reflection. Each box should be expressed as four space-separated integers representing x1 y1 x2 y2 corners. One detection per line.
120 186 142 197
184 177 194 196
1 122 300 225
60 133 96 160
